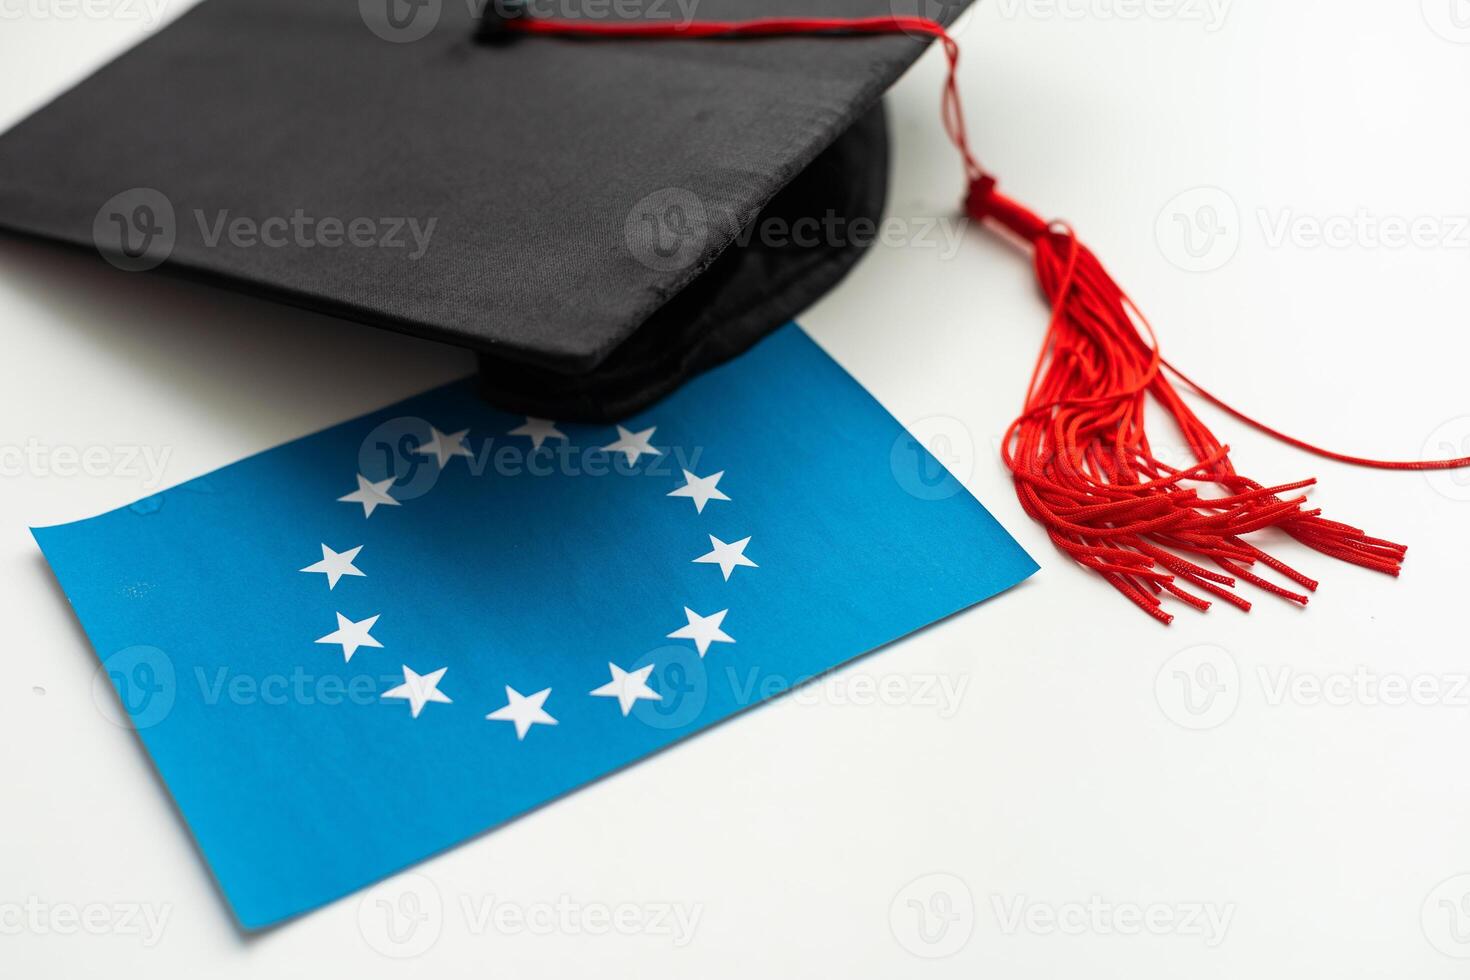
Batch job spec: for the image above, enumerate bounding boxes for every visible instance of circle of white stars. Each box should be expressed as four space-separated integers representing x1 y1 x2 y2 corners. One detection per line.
297 414 760 737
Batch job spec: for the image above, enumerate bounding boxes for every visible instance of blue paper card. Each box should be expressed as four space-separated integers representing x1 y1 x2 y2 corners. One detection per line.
35 324 1035 928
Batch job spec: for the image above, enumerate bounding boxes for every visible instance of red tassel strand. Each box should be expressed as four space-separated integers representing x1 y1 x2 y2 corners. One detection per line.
967 176 1406 622
505 12 1469 622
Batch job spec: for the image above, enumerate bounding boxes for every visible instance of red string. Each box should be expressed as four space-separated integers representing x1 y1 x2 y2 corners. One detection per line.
505 12 1462 620
1159 359 1470 470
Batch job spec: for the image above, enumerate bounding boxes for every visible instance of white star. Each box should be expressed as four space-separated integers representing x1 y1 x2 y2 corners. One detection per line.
338 474 400 518
589 662 662 716
693 534 758 581
382 665 453 718
507 417 567 451
601 425 662 465
413 426 473 468
486 686 558 740
667 607 735 657
314 612 383 663
299 543 365 590
668 469 730 513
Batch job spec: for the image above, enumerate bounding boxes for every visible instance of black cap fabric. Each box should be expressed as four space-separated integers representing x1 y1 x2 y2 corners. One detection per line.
0 0 972 418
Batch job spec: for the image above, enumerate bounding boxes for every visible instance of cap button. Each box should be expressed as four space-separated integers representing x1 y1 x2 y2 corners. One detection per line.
475 0 528 44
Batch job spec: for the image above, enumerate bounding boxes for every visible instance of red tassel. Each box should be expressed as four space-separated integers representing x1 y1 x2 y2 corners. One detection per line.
966 177 1406 623
504 11 1469 622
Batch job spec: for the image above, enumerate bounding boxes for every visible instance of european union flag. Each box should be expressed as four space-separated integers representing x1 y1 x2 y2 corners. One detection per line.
34 324 1035 928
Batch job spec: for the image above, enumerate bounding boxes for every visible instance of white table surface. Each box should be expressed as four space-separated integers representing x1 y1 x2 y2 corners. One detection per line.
4 2 1470 976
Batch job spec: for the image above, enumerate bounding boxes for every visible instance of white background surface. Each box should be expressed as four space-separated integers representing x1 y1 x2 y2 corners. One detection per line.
4 1 1470 976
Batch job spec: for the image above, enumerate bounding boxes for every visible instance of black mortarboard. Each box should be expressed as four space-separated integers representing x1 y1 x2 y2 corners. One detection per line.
1 0 1444 619
0 0 970 419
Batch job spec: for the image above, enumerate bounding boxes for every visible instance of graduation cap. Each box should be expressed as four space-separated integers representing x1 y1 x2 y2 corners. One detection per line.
1 0 1462 621
0 0 951 419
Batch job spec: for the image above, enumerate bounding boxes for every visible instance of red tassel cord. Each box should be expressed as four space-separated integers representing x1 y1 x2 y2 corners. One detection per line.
503 12 1470 622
